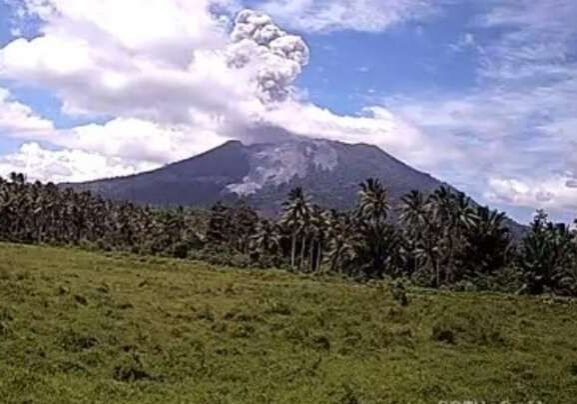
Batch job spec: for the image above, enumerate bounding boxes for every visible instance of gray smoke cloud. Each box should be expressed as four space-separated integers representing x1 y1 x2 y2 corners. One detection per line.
226 9 310 103
566 179 577 189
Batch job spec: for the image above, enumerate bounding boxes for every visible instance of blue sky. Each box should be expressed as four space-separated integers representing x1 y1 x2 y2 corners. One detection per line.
297 2 484 110
0 0 576 224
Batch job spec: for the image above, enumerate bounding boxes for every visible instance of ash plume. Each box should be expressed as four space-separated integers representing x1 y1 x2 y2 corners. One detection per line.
226 9 310 103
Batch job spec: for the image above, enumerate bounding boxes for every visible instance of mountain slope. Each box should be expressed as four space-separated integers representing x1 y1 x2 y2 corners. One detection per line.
67 138 444 214
68 140 250 207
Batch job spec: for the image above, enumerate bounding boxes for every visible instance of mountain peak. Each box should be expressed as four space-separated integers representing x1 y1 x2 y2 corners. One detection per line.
227 139 339 195
65 138 450 214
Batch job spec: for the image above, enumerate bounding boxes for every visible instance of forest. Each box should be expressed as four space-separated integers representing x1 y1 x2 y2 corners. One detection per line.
1 172 576 297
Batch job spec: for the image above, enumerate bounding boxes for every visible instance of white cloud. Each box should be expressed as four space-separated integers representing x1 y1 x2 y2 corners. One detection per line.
381 0 577 218
0 1 429 184
8 0 238 59
487 176 577 214
477 0 577 85
0 115 230 182
0 0 256 125
263 101 446 169
52 118 229 164
0 0 254 180
0 31 252 124
0 87 54 134
0 142 155 183
257 0 438 33
448 33 477 53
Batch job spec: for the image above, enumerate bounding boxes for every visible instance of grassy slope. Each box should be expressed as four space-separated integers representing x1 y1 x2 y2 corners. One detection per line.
0 243 576 403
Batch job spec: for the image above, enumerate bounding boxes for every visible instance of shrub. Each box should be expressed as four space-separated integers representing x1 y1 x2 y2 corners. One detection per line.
431 323 456 344
431 313 505 346
112 354 153 382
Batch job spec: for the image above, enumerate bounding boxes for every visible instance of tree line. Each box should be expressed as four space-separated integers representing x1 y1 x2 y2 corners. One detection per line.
1 173 576 296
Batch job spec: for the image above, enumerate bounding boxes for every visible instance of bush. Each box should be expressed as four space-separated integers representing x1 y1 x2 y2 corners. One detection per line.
112 353 153 382
431 323 456 344
431 313 505 346
60 329 99 352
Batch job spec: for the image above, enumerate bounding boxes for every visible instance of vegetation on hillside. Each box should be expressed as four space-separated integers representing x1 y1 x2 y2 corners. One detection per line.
1 243 577 403
1 172 576 296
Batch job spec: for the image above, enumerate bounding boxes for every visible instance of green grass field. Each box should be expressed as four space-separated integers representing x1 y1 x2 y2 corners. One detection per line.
1 243 576 403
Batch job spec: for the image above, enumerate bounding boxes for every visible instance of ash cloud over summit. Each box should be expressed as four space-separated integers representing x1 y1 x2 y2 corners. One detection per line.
0 1 428 171
227 9 310 103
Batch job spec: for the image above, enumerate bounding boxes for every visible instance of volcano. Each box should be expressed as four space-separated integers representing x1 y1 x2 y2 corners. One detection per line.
65 138 450 214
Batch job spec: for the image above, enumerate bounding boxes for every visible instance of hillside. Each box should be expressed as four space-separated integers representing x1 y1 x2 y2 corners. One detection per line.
1 243 576 403
66 139 444 214
64 138 525 235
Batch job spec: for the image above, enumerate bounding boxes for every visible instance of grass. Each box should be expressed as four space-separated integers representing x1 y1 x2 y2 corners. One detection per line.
1 243 577 403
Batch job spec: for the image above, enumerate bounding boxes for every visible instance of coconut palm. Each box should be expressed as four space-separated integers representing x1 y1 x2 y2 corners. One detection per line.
324 210 354 274
519 211 575 295
307 205 327 272
232 202 259 254
353 179 399 278
357 178 390 224
281 187 311 270
250 219 281 263
461 206 512 281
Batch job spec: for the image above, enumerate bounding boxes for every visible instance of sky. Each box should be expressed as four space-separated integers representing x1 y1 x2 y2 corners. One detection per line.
0 0 576 224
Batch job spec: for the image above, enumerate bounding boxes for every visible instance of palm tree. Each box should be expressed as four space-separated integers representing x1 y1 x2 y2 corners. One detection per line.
354 179 399 278
399 190 444 285
461 206 512 281
357 178 390 225
206 202 233 246
400 191 427 230
281 187 310 270
519 211 575 295
326 233 354 274
428 187 475 285
399 191 429 275
307 205 327 272
323 210 353 274
231 202 259 254
9 172 26 186
0 172 210 259
250 219 281 264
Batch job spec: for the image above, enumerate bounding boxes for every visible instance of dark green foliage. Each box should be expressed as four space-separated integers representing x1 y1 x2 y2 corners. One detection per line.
351 179 400 278
461 206 513 279
1 172 577 296
391 279 410 306
0 173 206 258
431 323 456 344
518 210 577 296
398 187 515 289
205 202 233 246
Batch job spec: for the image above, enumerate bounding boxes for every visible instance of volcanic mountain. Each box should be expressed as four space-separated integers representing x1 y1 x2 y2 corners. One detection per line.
66 139 449 214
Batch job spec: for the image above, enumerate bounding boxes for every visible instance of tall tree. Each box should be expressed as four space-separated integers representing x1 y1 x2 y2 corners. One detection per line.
250 219 281 265
461 206 512 281
519 211 575 295
281 187 310 270
206 202 233 246
353 179 398 278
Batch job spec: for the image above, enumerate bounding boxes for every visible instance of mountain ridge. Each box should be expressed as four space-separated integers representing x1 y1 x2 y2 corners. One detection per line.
64 137 526 235
65 138 443 212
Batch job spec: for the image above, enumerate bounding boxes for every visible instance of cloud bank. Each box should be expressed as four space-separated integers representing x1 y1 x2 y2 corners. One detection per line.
381 0 577 219
0 0 433 182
